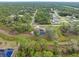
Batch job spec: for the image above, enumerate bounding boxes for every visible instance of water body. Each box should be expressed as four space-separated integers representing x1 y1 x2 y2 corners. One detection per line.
0 48 14 57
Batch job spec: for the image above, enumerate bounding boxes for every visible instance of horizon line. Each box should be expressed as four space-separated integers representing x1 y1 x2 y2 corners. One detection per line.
0 1 79 2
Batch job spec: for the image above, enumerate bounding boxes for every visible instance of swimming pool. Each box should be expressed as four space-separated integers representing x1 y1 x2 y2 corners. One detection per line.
0 48 14 57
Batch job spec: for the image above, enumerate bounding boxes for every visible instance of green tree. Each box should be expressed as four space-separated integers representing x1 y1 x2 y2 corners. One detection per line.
43 51 54 57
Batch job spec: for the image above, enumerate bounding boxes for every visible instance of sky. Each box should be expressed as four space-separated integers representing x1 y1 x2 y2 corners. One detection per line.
0 0 79 2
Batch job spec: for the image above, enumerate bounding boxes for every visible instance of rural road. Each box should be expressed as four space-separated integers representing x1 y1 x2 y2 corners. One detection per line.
31 9 38 25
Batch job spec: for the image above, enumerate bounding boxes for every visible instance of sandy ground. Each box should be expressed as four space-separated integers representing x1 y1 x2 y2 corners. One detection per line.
0 38 18 49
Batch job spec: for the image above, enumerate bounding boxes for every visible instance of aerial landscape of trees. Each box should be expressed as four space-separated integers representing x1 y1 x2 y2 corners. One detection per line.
0 2 79 57
35 8 51 24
